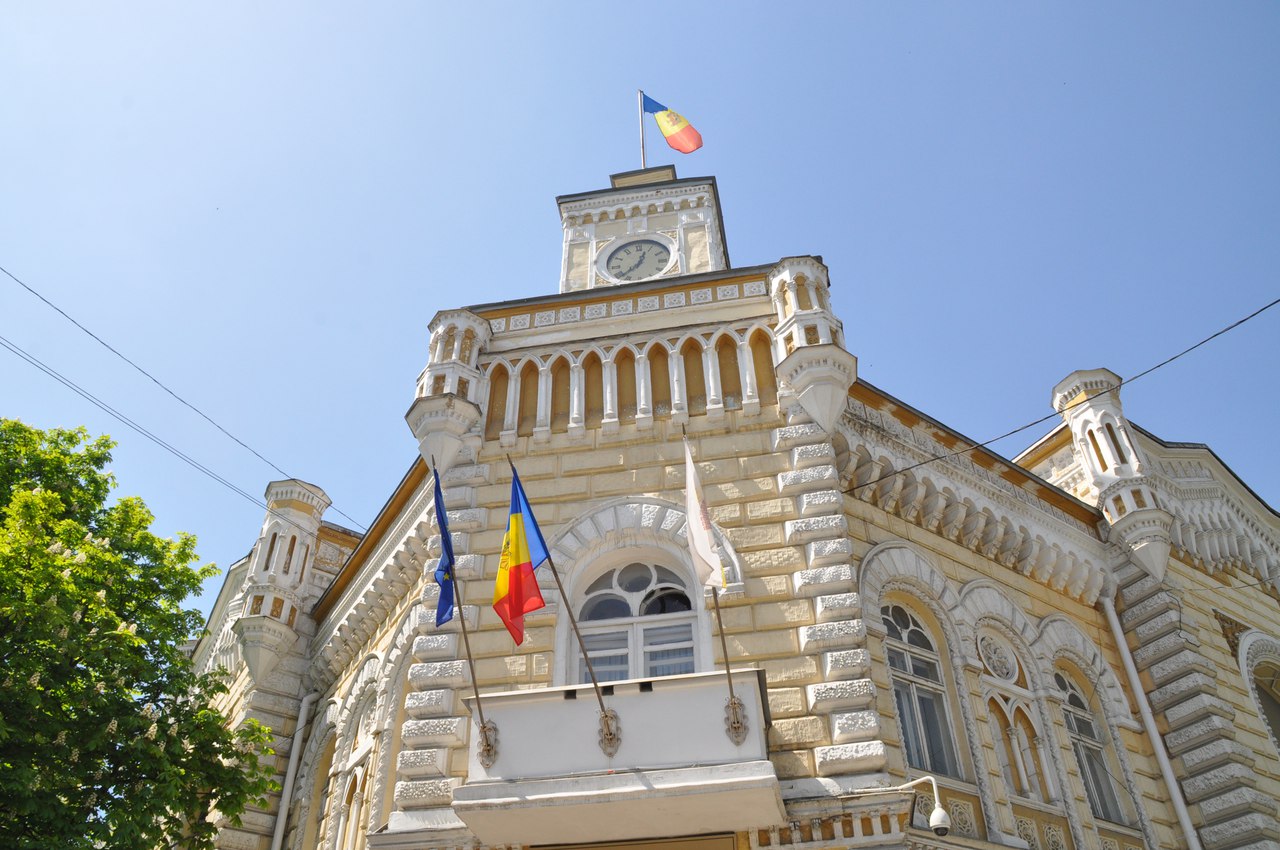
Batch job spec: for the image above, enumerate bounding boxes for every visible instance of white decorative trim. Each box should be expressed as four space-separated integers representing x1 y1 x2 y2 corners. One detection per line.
1239 629 1280 757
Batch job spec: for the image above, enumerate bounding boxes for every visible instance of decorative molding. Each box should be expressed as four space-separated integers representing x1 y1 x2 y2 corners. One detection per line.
1214 609 1251 657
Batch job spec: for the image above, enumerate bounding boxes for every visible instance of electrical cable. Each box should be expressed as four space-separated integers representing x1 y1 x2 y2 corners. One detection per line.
844 295 1280 497
0 333 321 541
1 262 367 531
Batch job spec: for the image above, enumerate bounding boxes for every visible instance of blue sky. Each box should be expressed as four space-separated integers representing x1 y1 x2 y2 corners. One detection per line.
4 3 1278 617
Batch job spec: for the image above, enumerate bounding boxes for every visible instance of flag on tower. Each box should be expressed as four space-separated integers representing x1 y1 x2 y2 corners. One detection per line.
642 93 703 154
432 468 456 627
493 465 549 644
684 438 725 588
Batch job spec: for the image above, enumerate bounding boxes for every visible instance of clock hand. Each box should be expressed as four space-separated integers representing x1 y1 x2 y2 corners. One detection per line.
623 249 647 275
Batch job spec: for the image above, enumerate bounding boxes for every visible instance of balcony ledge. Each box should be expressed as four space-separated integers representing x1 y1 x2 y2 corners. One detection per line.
453 760 785 845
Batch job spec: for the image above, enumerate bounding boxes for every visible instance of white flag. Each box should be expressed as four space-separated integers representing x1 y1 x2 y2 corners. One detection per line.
684 438 725 588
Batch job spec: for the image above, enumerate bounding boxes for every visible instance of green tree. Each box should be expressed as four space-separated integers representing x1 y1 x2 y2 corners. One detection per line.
0 419 274 849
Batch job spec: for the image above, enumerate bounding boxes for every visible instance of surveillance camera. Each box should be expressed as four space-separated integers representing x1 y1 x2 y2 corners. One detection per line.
929 805 951 837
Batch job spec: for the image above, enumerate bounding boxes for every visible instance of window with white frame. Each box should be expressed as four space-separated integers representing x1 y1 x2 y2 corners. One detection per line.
576 561 697 683
978 631 1051 802
1250 659 1280 755
1055 671 1126 823
881 603 961 778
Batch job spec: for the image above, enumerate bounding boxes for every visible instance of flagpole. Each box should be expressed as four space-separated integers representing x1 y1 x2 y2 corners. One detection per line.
453 564 500 766
638 89 646 170
683 427 748 744
434 459 498 767
506 456 621 756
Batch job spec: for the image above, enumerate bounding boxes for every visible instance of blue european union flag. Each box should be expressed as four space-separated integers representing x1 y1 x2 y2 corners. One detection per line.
433 469 456 627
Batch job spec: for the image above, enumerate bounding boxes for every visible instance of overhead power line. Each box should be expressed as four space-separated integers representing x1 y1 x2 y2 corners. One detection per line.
0 333 329 541
1 263 366 531
844 295 1280 496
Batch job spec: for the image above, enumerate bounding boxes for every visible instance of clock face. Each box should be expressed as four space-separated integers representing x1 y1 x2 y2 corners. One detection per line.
605 239 672 282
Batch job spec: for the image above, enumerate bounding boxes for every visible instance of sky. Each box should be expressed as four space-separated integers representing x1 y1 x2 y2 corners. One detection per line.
3 3 1278 619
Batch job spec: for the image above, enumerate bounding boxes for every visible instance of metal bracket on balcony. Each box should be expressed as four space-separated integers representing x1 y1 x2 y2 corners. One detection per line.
478 719 499 769
724 695 748 745
598 709 621 757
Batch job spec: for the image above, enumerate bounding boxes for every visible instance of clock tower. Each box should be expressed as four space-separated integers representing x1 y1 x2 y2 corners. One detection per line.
556 165 729 292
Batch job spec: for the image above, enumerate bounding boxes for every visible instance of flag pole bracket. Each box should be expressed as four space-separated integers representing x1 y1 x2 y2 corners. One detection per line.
598 709 622 757
477 719 500 768
724 696 748 745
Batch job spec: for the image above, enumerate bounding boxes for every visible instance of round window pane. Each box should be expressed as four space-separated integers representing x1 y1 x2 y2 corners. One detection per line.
891 605 911 630
641 588 691 615
582 595 630 621
618 562 652 592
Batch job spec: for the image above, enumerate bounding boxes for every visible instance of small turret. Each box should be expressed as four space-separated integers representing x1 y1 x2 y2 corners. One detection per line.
406 309 490 474
1052 369 1173 579
232 480 331 681
770 256 857 433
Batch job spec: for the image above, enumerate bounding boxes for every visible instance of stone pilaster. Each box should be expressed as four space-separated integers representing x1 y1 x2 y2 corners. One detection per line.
1114 564 1280 850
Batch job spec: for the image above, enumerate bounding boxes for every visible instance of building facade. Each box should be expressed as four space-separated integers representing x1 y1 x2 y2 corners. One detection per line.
194 167 1280 850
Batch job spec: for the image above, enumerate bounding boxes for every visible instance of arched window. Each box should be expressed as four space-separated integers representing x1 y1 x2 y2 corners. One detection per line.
1251 660 1280 755
615 348 637 424
576 561 697 683
485 365 509 440
648 345 672 417
583 352 604 429
1087 430 1108 472
978 631 1049 802
749 330 777 406
262 532 278 575
1055 671 1125 823
882 603 961 777
1104 423 1127 465
681 339 707 416
550 357 571 433
516 362 538 437
715 336 742 410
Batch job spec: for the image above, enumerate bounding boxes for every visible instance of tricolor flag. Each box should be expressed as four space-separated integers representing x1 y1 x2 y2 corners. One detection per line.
684 438 725 587
493 465 549 644
642 93 703 154
433 468 456 627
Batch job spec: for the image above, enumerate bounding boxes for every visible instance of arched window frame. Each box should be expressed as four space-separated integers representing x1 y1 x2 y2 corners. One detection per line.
1239 630 1280 759
1052 666 1130 826
975 627 1053 805
553 540 715 687
881 599 963 779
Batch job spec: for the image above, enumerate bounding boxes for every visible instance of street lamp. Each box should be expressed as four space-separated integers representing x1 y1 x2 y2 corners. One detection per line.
844 775 951 837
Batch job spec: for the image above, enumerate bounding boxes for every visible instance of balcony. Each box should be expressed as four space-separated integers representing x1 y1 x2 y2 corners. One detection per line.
452 669 786 845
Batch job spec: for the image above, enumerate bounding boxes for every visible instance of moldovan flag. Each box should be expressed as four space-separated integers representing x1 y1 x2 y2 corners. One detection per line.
684 438 725 588
642 93 703 154
493 466 549 644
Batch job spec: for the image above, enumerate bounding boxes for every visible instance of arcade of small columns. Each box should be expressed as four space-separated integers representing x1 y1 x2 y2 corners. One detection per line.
421 262 847 445
480 327 781 442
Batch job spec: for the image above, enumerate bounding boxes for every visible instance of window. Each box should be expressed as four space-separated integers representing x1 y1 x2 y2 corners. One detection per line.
978 631 1049 802
577 562 697 683
882 603 961 777
1055 672 1125 823
1252 662 1280 754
